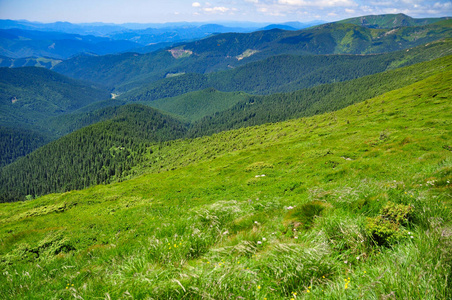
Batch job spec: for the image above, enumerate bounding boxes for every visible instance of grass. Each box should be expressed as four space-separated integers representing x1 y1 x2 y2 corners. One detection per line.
144 88 251 122
0 68 451 299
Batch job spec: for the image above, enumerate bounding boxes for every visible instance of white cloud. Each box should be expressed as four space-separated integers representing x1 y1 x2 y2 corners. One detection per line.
345 8 355 13
278 0 358 7
434 2 452 9
245 0 259 3
400 0 423 4
203 6 231 13
192 2 201 7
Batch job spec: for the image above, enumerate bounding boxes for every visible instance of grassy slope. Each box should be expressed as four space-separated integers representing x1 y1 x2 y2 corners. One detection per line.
0 67 451 299
144 88 252 122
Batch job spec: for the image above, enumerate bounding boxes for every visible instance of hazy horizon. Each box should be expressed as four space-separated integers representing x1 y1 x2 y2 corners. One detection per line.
0 0 451 25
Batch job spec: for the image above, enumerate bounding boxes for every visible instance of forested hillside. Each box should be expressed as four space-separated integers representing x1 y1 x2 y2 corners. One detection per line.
146 88 252 122
187 55 452 137
121 39 452 102
0 127 51 167
0 105 187 202
0 55 62 68
0 67 110 131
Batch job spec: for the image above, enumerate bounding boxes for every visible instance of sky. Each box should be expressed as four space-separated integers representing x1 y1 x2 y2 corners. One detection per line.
0 0 451 24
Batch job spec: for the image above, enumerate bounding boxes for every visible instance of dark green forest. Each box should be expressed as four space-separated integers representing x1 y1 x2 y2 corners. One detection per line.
0 66 110 131
0 105 187 202
0 126 51 167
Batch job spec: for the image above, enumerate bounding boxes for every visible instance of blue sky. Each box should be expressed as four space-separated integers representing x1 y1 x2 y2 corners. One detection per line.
0 0 451 24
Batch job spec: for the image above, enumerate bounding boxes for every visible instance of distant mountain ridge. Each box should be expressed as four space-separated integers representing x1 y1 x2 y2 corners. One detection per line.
0 19 324 36
53 21 452 92
337 13 450 29
0 28 142 59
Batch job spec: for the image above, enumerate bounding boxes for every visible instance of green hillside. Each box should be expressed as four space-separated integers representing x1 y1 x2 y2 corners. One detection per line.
0 67 112 165
337 13 450 29
0 66 110 131
0 56 62 68
187 55 452 137
53 22 452 92
145 88 252 122
0 65 450 299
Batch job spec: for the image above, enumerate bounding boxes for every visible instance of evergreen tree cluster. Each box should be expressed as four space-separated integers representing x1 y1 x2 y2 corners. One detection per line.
0 105 187 202
0 127 51 167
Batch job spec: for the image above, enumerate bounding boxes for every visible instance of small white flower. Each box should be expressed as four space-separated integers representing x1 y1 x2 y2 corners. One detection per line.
410 236 414 239
408 232 411 235
262 238 266 241
286 206 294 210
344 261 348 264
294 236 298 239
356 256 360 260
257 241 262 244
254 221 258 224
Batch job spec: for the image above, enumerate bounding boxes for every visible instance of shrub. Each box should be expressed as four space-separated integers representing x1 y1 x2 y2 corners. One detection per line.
366 201 412 246
380 201 413 225
365 216 405 246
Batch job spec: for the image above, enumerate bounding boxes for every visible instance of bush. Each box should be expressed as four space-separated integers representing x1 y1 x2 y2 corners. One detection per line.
366 201 412 246
380 201 413 225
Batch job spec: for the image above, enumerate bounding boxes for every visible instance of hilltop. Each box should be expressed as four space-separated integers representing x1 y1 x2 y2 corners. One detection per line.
337 13 450 29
